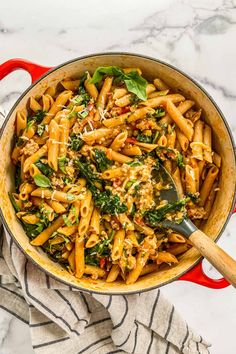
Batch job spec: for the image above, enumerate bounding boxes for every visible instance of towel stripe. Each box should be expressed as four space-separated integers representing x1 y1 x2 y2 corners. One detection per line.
164 306 175 340
106 295 112 310
165 341 170 354
113 296 128 329
55 289 88 324
33 336 70 349
117 331 131 347
132 321 139 353
9 237 13 256
24 260 80 336
45 274 50 289
196 341 200 354
0 284 25 301
147 330 154 354
86 317 111 328
77 335 111 354
180 324 189 352
149 290 160 327
0 304 28 324
30 320 53 327
80 293 91 313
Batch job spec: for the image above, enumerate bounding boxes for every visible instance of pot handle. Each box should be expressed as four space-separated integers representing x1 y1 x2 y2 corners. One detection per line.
178 261 230 289
0 58 52 83
179 207 236 288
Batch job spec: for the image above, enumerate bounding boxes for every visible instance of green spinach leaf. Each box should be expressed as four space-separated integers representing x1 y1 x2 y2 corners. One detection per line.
27 110 46 130
35 160 54 177
70 134 84 151
8 192 21 212
93 149 113 172
74 158 101 183
58 156 68 174
144 198 189 227
176 153 185 169
137 134 153 143
94 190 127 215
15 164 22 192
155 108 166 118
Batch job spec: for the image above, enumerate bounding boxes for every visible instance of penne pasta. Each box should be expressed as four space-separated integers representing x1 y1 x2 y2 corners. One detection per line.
61 79 80 91
84 72 98 100
191 120 204 160
199 166 219 206
110 131 128 151
126 249 149 284
78 200 94 236
166 100 194 141
42 90 72 124
31 216 64 246
31 188 77 203
10 65 222 285
75 234 85 278
111 229 126 261
94 77 113 121
141 93 185 108
106 264 120 283
48 119 60 171
203 124 212 163
23 145 47 173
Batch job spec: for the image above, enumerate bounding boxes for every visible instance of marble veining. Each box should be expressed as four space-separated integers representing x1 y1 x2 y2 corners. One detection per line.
0 0 236 353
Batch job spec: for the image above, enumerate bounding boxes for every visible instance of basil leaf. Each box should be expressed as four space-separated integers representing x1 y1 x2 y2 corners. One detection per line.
90 66 147 101
90 66 123 84
33 174 51 188
123 71 147 101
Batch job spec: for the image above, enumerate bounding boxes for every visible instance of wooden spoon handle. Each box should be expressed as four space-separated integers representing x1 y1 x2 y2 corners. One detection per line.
189 229 236 287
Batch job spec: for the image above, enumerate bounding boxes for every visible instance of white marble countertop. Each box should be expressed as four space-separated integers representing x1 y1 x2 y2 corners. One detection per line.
0 0 236 353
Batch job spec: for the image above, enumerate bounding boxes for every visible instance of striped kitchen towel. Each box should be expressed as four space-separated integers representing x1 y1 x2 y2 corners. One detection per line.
0 227 210 354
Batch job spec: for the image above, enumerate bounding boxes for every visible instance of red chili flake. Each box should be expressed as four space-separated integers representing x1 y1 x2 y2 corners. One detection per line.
121 106 130 114
126 137 137 144
100 258 106 269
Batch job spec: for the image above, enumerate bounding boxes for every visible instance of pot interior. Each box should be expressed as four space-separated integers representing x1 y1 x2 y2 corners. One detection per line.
0 53 235 294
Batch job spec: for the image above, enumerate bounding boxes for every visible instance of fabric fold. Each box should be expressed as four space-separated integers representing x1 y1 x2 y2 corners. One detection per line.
0 228 210 354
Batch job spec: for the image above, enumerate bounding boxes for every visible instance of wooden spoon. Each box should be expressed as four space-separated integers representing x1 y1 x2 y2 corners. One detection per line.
153 164 236 287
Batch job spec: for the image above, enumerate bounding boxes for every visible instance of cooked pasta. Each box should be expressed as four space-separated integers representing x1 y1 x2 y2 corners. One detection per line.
9 66 221 284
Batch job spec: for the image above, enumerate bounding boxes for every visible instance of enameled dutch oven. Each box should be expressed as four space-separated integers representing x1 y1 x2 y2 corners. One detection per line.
0 53 235 294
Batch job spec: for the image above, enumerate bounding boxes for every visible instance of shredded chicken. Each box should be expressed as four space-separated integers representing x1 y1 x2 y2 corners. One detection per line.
20 139 39 156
